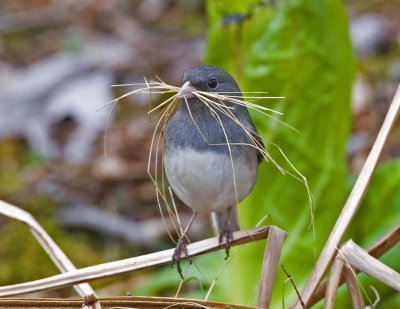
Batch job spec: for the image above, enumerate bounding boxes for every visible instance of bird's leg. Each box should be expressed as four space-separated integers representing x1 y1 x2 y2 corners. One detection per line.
213 206 240 259
172 211 198 279
219 227 233 260
218 206 234 260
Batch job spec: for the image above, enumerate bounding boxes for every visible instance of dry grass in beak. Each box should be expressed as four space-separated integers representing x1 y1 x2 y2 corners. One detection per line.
99 78 181 242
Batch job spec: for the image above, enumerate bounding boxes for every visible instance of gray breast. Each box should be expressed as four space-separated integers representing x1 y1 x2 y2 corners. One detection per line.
163 147 258 213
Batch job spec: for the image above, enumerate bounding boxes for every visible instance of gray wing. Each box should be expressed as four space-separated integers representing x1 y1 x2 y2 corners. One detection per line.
251 129 265 164
237 106 265 164
243 118 264 164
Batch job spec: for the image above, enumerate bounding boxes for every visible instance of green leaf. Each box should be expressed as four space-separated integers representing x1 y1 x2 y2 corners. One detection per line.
205 0 356 307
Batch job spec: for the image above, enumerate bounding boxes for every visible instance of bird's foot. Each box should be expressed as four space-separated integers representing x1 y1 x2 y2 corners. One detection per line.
218 229 234 260
171 236 191 279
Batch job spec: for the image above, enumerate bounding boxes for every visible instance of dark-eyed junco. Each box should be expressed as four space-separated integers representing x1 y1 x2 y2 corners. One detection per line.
163 65 264 276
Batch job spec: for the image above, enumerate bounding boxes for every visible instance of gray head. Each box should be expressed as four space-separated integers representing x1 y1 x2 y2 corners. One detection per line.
166 65 264 162
177 65 241 100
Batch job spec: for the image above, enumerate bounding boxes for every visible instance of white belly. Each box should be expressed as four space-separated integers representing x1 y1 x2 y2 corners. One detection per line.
164 148 257 213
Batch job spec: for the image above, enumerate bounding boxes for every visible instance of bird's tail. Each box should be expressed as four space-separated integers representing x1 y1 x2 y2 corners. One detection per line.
211 206 240 234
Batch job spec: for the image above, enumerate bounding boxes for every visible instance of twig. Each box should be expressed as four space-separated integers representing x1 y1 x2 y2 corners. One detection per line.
281 265 305 309
293 84 400 308
0 226 269 297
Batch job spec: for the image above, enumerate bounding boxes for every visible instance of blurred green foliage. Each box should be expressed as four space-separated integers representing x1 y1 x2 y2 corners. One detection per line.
205 0 399 308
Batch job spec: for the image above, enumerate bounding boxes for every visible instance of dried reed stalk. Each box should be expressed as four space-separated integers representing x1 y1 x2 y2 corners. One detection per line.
0 200 97 299
0 226 269 297
342 265 365 309
308 225 400 306
292 84 400 308
368 225 400 257
257 226 287 308
0 296 254 309
338 240 400 292
324 257 344 309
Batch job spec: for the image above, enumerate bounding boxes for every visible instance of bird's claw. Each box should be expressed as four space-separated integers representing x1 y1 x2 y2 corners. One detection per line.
218 229 234 260
172 236 191 279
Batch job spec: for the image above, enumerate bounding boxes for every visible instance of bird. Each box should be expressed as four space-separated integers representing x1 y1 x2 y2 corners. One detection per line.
163 65 264 277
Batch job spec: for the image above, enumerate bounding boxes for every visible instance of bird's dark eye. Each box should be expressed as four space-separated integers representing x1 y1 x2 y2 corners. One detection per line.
208 78 218 89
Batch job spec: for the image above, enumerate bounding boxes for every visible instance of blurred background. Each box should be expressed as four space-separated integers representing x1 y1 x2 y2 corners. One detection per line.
0 0 399 308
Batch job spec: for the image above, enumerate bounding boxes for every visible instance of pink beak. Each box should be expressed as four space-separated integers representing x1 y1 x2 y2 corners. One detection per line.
177 81 196 100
